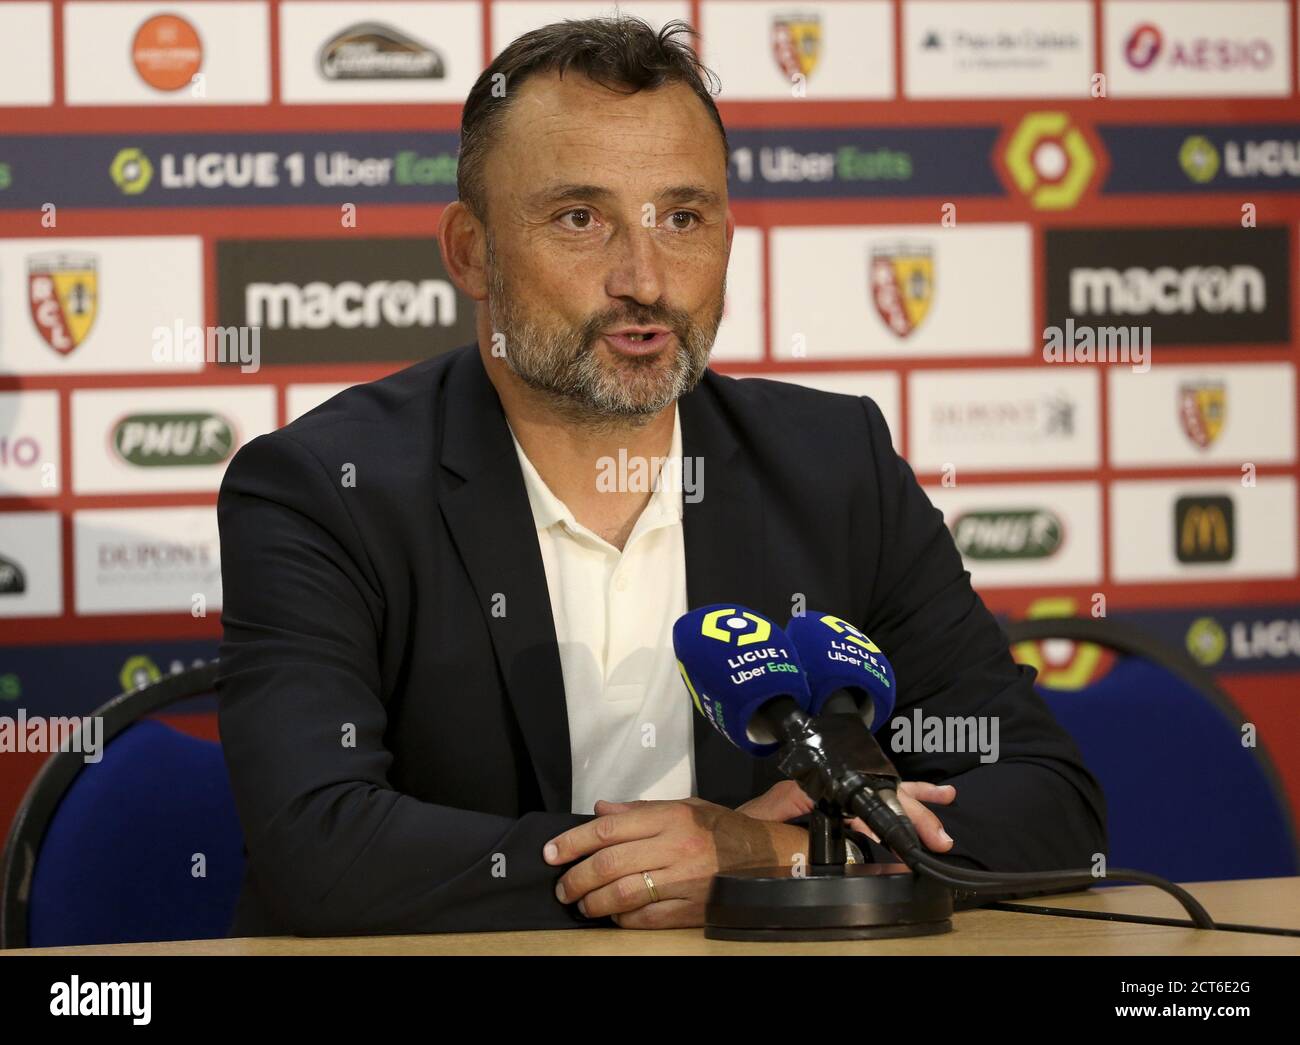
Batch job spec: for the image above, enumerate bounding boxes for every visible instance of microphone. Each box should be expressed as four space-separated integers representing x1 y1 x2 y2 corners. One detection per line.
785 611 917 854
784 612 896 727
671 604 812 756
673 604 920 859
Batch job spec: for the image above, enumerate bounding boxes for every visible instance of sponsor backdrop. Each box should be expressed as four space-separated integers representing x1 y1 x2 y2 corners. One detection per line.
1 0 1299 847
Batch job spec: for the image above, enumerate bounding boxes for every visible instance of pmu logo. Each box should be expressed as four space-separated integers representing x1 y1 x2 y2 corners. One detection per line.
110 147 154 195
1124 23 1163 69
869 244 933 338
771 14 822 82
111 412 237 467
700 608 771 646
1004 112 1097 210
28 253 97 354
952 509 1064 561
1175 495 1234 564
1179 382 1225 449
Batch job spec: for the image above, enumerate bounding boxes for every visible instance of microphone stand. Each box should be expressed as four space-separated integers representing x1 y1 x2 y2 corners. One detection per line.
703 714 954 942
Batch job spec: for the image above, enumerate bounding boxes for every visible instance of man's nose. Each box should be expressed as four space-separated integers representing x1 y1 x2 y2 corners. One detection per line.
604 221 668 305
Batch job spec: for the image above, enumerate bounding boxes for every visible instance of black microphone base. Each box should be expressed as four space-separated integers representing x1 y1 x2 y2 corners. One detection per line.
704 863 953 942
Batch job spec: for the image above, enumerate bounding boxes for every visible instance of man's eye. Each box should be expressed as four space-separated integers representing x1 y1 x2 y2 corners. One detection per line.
667 211 699 231
559 209 594 230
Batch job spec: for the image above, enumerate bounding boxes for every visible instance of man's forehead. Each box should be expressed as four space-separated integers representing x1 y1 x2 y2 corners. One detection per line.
501 70 721 150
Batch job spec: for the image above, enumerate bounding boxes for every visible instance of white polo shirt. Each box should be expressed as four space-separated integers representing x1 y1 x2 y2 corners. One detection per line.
507 407 696 815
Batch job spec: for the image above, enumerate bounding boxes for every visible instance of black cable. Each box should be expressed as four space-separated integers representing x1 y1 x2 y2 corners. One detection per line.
847 788 1217 930
989 901 1300 938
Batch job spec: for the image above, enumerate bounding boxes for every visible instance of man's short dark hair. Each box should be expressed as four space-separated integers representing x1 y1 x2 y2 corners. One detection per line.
457 16 728 223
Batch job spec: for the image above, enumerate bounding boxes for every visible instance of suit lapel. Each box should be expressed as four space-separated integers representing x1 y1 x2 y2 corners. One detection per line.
438 352 771 814
680 374 772 808
438 349 574 814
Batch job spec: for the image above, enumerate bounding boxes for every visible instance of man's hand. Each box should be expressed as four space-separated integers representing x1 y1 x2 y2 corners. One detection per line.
542 797 808 929
739 778 958 855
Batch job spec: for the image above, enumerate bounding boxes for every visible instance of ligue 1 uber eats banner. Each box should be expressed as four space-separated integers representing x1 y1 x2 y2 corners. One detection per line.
0 1 1298 834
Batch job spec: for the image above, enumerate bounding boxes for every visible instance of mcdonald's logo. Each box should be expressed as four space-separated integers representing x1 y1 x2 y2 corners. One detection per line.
1174 496 1235 564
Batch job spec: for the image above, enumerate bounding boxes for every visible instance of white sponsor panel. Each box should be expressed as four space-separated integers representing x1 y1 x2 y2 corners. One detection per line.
1103 0 1290 98
903 0 1093 99
75 506 222 614
280 1 481 103
0 391 60 496
492 3 692 57
0 237 203 376
1110 478 1297 581
0 511 62 618
65 1 270 105
743 371 901 449
771 224 1033 360
1109 363 1295 467
702 1 893 100
286 382 352 422
925 481 1102 588
710 227 763 362
0 3 54 105
909 367 1100 473
72 386 276 494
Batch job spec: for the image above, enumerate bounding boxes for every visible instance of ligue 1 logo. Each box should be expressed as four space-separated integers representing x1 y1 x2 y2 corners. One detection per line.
132 13 203 92
699 608 772 647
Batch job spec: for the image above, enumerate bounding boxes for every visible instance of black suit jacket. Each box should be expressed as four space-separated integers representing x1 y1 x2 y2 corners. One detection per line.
215 343 1106 936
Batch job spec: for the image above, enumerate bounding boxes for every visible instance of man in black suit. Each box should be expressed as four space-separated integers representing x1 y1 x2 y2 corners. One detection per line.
216 17 1105 936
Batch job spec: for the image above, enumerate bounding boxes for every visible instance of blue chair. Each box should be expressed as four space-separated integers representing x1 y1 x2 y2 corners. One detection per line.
0 662 245 948
1007 617 1299 884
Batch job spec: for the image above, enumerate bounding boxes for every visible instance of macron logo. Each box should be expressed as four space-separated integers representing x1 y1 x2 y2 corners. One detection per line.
50 977 151 1025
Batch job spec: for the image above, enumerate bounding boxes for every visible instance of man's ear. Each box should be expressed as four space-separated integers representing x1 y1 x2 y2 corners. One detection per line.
437 201 489 301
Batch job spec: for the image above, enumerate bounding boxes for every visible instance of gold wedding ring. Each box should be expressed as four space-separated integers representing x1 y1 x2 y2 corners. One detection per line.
642 871 660 904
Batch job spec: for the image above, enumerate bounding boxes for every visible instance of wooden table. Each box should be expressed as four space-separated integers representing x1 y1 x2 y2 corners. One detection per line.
4 877 1297 955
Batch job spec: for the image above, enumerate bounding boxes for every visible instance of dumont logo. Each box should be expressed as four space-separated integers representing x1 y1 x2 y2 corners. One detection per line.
1005 111 1096 210
132 12 202 92
951 509 1064 561
28 253 97 354
109 146 154 194
318 22 446 80
1178 381 1225 449
771 13 822 82
245 279 456 330
0 553 26 594
111 412 237 468
931 392 1075 441
1069 264 1265 317
869 244 933 338
1122 21 1273 73
98 541 214 573
1174 495 1234 564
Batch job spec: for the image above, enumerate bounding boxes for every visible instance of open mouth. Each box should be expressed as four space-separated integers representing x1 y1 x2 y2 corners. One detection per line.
604 330 671 353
